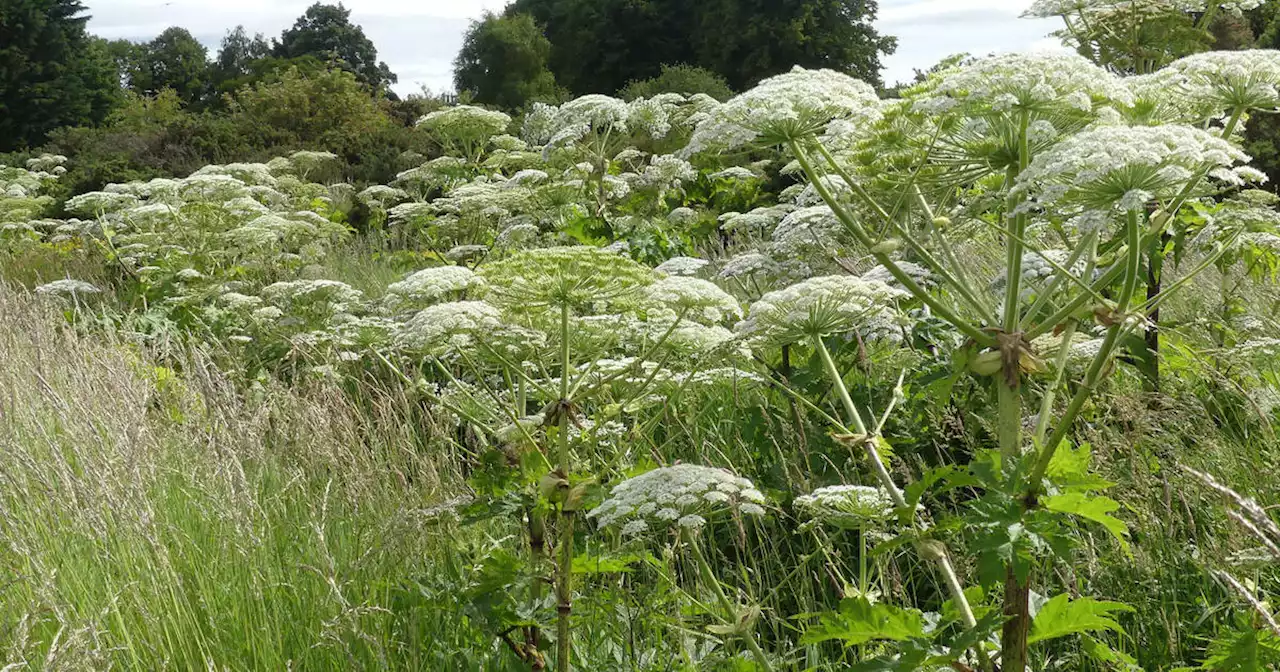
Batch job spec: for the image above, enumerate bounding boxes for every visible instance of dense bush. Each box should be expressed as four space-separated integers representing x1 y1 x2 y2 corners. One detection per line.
617 63 734 102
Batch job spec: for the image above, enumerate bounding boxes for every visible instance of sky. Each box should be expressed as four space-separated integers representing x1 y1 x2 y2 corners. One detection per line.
81 0 1066 97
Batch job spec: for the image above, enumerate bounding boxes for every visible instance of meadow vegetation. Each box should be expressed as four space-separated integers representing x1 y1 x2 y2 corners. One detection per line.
3 1 1280 671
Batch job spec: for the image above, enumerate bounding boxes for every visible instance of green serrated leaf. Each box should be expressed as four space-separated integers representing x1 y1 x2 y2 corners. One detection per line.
1029 594 1134 645
1047 442 1115 492
800 597 926 646
1043 492 1131 552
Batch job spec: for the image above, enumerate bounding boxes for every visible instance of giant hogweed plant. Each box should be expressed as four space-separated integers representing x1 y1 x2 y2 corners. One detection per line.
683 53 1273 669
381 245 761 670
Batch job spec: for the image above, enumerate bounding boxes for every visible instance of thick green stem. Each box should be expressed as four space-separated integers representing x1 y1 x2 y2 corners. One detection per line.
997 382 1023 460
790 141 995 348
1027 210 1143 493
555 303 574 672
688 533 775 672
812 334 985 665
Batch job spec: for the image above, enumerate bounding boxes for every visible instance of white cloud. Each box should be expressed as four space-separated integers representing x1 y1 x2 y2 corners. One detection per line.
81 0 1065 96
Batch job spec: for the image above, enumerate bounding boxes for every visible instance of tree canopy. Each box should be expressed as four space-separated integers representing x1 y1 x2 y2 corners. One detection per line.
454 12 564 110
274 3 397 91
125 27 210 105
504 0 896 95
0 0 121 151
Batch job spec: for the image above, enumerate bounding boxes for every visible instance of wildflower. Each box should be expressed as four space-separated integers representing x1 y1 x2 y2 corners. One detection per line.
34 279 101 297
641 276 741 325
794 485 897 530
1014 125 1255 228
588 465 766 535
719 252 779 280
772 205 844 248
394 301 504 354
737 275 907 345
913 51 1131 115
1164 50 1280 114
386 266 487 308
481 246 655 312
861 262 936 291
684 66 883 155
416 105 513 146
654 256 710 276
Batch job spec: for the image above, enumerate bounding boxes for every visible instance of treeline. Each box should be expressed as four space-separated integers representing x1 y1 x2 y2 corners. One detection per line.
1 1 443 197
1 0 899 198
4 0 1280 198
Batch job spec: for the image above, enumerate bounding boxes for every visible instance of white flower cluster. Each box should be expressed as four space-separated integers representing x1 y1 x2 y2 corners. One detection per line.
588 464 766 537
860 262 937 291
416 105 513 145
34 279 101 297
1014 124 1256 229
914 52 1132 115
737 275 907 345
1165 50 1280 113
1024 0 1262 17
394 300 504 354
684 66 883 155
719 252 779 279
386 266 487 308
654 256 710 276
641 276 742 324
794 485 897 529
772 205 845 250
357 185 410 208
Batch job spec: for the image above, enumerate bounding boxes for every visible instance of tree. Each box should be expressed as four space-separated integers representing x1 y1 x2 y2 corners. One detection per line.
127 27 210 106
504 0 895 95
226 66 391 154
617 63 733 101
454 12 563 110
0 0 122 151
275 3 397 91
214 26 271 85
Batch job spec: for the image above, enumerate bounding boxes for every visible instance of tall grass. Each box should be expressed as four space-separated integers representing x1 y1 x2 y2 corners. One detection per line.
0 287 481 669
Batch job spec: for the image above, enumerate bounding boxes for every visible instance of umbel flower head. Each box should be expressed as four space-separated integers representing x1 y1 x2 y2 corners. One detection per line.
416 105 513 148
683 66 883 155
1023 0 1264 17
386 265 487 309
481 246 655 312
640 276 742 325
1164 50 1280 114
913 51 1132 115
394 300 504 355
794 485 896 530
588 464 766 537
736 275 907 346
1013 124 1258 230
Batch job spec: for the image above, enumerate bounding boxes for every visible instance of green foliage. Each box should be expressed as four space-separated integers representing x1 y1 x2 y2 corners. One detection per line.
1198 620 1280 671
1028 594 1134 645
227 66 392 154
617 63 734 102
275 2 397 91
454 12 565 111
124 27 211 106
799 597 925 646
505 0 896 94
0 0 122 151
